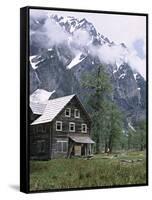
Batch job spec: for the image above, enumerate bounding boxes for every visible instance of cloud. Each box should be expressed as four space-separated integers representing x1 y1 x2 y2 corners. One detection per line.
90 43 146 78
30 9 146 78
30 9 48 20
30 11 91 50
43 18 70 46
72 29 90 47
127 51 146 78
96 44 127 64
30 16 70 48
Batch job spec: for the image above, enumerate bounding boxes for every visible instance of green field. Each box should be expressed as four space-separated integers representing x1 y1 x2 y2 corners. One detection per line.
30 151 147 191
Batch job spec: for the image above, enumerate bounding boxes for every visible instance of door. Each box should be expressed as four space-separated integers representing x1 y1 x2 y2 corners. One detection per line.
74 144 81 156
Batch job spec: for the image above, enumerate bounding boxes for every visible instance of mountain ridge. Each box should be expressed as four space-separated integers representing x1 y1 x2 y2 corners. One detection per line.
29 14 146 130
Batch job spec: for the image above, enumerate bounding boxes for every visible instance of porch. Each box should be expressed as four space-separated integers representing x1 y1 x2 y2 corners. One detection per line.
67 134 95 158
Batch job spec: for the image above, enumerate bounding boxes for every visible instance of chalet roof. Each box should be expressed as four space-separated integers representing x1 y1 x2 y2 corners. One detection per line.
30 89 55 103
31 94 75 125
30 102 47 115
69 135 95 144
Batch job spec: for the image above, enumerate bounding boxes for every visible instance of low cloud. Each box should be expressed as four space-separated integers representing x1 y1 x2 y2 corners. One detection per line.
30 17 70 48
127 51 146 78
90 43 146 78
30 11 146 79
97 44 127 64
73 29 90 47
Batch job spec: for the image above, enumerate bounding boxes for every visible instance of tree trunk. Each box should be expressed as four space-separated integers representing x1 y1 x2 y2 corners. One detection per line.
96 136 100 154
108 134 113 153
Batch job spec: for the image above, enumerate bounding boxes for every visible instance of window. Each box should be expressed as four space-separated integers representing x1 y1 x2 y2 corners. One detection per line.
37 125 46 133
81 123 87 133
37 140 46 153
65 108 71 117
57 139 68 152
74 109 80 118
69 122 75 132
56 121 62 131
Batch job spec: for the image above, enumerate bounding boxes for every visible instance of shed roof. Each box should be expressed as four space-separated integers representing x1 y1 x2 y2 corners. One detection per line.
31 94 75 125
69 135 95 144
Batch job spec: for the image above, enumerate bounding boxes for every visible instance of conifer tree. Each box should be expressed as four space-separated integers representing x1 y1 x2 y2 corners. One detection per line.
81 64 123 153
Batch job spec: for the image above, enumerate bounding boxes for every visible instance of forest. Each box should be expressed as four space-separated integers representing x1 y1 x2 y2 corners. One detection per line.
81 64 147 154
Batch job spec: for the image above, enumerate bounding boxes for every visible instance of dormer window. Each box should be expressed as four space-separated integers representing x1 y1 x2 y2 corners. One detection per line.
56 121 62 131
74 109 80 118
65 108 71 117
69 122 75 132
81 123 87 133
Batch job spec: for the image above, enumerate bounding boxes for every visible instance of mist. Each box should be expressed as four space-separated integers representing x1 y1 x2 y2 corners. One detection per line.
30 12 146 79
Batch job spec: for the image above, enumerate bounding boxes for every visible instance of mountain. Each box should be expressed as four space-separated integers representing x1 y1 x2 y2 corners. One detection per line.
29 14 146 130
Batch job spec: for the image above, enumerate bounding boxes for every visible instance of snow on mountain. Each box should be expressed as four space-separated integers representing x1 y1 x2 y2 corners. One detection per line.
29 14 146 127
66 53 86 69
128 122 136 132
119 73 126 79
30 89 55 103
56 15 80 34
48 48 53 51
30 55 45 70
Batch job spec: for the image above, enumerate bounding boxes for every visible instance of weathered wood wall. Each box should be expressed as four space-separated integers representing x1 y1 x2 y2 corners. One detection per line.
30 97 92 160
51 97 91 158
30 123 51 160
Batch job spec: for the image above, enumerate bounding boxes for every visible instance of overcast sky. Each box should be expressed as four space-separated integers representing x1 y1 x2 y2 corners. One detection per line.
30 9 147 78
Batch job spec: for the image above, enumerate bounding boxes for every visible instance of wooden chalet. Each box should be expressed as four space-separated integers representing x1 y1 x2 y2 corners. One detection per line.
30 94 95 160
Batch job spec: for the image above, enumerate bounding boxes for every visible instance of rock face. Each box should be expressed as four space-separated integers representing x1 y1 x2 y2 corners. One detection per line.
29 14 146 128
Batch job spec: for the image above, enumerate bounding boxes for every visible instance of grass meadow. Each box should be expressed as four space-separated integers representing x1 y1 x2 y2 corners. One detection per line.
30 151 147 191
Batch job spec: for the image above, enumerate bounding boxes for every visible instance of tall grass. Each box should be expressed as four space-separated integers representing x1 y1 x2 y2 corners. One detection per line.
30 151 146 191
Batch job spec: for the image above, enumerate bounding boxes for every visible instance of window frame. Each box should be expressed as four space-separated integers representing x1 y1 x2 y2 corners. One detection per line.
65 108 71 117
56 140 68 153
56 121 63 131
81 123 87 133
74 109 80 118
69 122 75 132
37 140 46 153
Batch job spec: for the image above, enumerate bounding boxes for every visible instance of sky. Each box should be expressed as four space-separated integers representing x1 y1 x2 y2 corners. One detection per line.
30 9 147 78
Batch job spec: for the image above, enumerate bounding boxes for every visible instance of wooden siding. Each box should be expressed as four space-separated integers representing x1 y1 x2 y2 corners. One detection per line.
30 96 92 160
30 123 51 160
51 97 91 158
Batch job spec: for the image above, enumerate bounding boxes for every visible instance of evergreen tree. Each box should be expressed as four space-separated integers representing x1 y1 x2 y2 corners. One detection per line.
105 103 123 153
135 120 146 151
81 64 123 153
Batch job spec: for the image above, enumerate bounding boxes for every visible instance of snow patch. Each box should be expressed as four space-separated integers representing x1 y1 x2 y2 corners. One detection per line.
113 69 117 74
69 25 75 33
35 20 40 24
48 48 53 51
59 16 71 23
128 123 136 132
66 53 85 69
30 56 45 70
133 73 138 80
119 73 126 79
116 59 123 69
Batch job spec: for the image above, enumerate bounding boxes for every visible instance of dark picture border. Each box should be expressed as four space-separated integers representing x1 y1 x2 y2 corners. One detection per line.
20 6 148 193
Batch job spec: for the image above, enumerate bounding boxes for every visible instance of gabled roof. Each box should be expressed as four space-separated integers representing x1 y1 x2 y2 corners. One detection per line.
30 89 55 115
30 102 47 115
30 89 55 103
31 94 75 125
